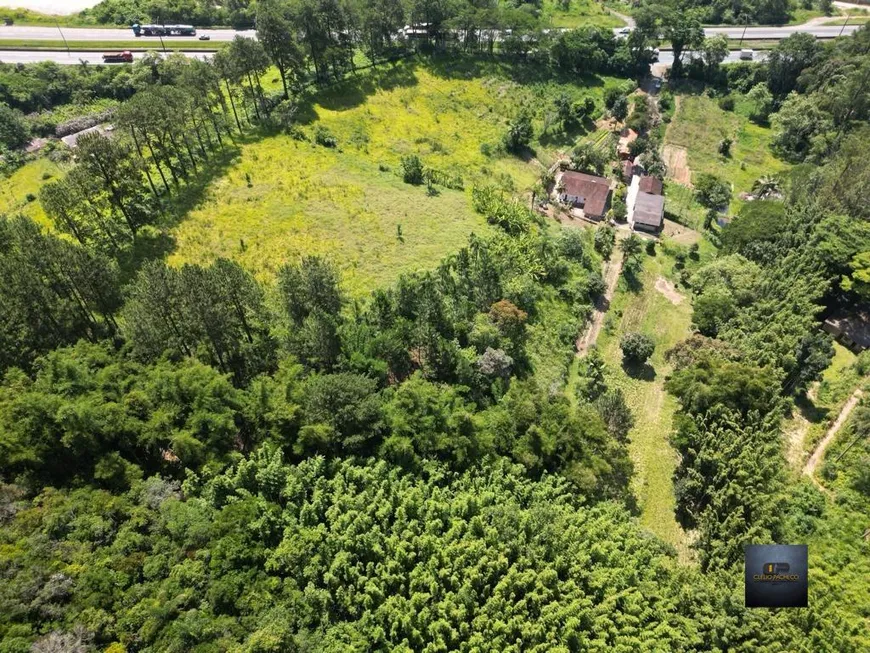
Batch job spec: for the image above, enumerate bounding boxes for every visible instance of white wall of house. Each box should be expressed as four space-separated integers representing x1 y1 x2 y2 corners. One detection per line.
625 175 640 229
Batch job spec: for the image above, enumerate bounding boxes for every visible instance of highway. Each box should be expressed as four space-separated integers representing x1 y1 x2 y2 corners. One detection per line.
0 50 213 64
0 23 858 43
0 47 769 66
0 25 255 41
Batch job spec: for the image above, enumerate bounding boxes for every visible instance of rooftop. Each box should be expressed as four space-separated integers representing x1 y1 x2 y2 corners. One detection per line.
633 191 665 228
560 171 611 217
638 175 663 195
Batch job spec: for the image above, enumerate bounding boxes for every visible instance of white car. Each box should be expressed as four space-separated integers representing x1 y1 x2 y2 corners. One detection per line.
739 49 754 60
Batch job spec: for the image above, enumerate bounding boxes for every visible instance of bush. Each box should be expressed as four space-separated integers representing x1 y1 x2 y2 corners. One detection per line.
694 173 731 209
620 332 655 364
401 154 424 185
313 125 337 148
717 96 735 111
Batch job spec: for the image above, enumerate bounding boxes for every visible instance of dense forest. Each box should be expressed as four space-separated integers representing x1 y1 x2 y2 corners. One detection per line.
1 6 869 653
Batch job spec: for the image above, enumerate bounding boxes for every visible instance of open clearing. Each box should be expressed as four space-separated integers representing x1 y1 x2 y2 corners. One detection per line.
170 60 628 295
595 250 693 559
664 94 789 210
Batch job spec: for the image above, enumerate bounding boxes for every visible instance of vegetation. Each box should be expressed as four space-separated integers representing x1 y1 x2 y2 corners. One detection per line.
0 10 869 653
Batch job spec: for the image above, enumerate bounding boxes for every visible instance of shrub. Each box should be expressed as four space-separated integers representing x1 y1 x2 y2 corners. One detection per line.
717 96 735 111
401 154 424 185
620 332 655 364
313 125 337 148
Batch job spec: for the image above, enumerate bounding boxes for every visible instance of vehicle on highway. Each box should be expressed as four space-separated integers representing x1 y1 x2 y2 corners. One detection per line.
102 51 134 63
740 48 754 60
199 34 211 41
618 27 631 35
2 18 13 26
132 23 196 37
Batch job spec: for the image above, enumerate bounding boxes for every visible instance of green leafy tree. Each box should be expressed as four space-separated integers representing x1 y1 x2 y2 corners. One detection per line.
620 332 655 364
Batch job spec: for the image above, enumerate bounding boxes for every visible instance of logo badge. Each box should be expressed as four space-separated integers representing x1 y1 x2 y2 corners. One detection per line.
745 544 808 608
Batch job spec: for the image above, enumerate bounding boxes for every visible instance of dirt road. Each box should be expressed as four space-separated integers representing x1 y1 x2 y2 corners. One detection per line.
803 388 864 488
576 247 624 356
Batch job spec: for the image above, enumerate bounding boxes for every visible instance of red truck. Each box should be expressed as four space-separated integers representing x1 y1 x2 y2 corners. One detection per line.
102 51 134 63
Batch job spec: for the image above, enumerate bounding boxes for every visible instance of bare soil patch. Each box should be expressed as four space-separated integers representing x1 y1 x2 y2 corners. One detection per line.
663 145 691 186
655 276 685 305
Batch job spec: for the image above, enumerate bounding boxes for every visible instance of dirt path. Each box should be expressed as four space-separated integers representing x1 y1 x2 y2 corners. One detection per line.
803 388 864 488
576 247 624 356
654 276 684 305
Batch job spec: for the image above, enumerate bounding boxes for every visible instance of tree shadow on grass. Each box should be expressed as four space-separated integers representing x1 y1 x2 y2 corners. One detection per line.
622 359 656 381
425 53 607 89
792 393 829 426
312 62 420 112
115 144 243 283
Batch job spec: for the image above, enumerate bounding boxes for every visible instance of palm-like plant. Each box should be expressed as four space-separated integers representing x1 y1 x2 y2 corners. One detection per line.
752 175 781 199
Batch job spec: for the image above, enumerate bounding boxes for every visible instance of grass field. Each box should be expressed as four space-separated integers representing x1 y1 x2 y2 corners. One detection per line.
590 247 694 558
543 0 624 28
170 60 627 295
0 157 63 227
665 94 789 211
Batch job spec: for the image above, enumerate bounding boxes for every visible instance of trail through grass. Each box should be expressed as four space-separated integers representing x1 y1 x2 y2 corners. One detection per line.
594 248 693 559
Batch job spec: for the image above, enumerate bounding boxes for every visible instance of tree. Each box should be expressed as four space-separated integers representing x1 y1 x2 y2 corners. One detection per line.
619 234 643 258
277 255 343 326
503 111 533 154
580 345 607 400
620 332 654 364
299 372 383 454
693 173 731 209
841 251 870 300
771 92 834 161
699 35 729 77
767 32 821 98
595 388 634 442
662 9 704 78
0 216 120 374
0 102 30 150
717 137 732 157
571 142 608 175
257 0 305 99
594 225 616 260
693 287 737 337
401 154 424 184
746 83 774 123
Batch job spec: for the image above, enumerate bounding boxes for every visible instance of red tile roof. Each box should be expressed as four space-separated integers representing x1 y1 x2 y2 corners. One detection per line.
638 175 663 195
560 171 611 218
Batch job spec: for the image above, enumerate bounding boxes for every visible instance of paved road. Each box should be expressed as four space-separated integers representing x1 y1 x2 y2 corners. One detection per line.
0 25 255 41
657 49 770 65
704 24 858 38
0 49 213 64
0 23 858 43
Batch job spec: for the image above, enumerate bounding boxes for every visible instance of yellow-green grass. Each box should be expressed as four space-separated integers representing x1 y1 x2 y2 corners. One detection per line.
594 250 693 559
169 64 557 295
543 0 625 29
665 94 789 212
0 157 64 227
